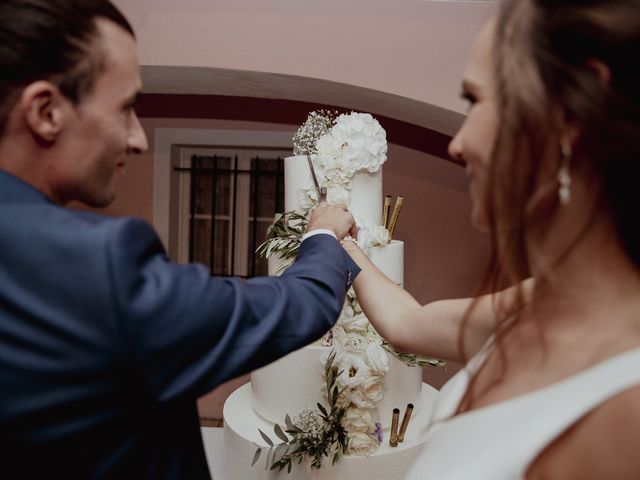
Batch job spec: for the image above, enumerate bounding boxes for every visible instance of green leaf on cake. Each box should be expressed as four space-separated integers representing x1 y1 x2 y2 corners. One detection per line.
284 414 302 433
251 448 262 467
317 402 328 418
288 442 302 454
271 443 289 466
331 385 339 406
258 428 274 446
274 423 289 443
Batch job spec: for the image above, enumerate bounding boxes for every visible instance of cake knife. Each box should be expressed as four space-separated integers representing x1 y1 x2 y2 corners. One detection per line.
306 154 327 202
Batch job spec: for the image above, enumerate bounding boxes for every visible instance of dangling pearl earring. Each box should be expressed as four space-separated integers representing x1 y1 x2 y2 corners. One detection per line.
557 141 572 205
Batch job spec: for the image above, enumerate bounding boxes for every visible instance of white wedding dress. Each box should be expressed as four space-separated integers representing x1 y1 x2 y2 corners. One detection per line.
403 342 640 479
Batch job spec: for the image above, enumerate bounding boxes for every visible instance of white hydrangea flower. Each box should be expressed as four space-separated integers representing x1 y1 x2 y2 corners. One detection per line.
317 112 387 175
314 112 387 200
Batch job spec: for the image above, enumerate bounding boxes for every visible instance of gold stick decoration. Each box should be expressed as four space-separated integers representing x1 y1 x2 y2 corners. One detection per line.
387 195 404 240
382 195 392 228
397 403 414 443
389 408 400 447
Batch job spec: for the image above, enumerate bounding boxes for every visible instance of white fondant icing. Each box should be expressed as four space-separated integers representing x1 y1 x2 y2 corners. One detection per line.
251 345 422 429
370 240 404 287
267 253 287 277
222 383 438 480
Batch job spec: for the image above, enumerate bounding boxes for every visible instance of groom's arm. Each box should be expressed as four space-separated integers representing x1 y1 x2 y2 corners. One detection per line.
109 207 357 401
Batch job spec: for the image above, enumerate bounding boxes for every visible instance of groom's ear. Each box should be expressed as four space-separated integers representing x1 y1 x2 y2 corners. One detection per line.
20 81 69 144
584 58 611 87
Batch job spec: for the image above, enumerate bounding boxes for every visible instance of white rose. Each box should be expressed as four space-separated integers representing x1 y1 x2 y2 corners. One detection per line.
326 185 350 205
343 332 367 353
350 376 385 408
368 224 390 246
341 301 355 319
357 224 389 252
331 326 348 347
296 188 317 209
333 327 368 354
347 432 379 456
335 353 370 386
366 343 390 375
341 407 377 433
339 311 369 332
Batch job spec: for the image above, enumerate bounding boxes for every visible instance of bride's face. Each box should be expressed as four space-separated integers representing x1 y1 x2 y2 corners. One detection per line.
448 21 499 232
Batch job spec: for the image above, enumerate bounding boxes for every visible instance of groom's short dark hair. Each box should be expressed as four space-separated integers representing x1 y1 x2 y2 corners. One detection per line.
0 0 134 135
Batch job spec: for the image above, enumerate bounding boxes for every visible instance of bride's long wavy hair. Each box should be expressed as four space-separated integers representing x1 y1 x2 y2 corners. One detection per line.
457 0 640 389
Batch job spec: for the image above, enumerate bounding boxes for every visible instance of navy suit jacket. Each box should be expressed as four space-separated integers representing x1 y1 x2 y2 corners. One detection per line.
0 171 359 478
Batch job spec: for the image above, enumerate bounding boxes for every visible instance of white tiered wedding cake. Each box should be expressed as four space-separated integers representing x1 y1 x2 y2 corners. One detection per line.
221 112 439 480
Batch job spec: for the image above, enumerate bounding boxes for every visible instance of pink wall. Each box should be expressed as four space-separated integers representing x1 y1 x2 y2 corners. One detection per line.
112 0 494 128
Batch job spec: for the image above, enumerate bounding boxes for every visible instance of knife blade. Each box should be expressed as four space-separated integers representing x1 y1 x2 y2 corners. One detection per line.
306 154 327 202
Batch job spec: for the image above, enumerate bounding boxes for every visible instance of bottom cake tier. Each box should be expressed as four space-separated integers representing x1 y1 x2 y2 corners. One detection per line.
222 382 439 480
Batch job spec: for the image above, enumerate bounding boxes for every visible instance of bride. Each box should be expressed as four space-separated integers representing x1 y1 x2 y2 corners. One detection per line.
342 0 640 478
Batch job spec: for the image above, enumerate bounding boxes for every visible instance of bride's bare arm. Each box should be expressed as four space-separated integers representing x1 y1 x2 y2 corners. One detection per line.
342 240 533 363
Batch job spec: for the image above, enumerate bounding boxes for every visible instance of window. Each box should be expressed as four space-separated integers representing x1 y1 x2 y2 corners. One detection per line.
171 147 288 277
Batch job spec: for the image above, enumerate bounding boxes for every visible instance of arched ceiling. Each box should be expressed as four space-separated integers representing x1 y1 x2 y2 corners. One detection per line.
139 65 467 136
116 0 496 157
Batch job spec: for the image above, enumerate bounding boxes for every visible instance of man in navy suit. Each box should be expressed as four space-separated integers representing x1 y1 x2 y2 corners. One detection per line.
0 1 358 477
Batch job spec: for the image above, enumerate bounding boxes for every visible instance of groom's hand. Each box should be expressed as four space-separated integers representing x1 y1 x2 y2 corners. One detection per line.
308 202 357 241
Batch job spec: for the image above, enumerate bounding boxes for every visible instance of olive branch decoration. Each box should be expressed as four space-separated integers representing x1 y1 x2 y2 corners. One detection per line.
252 351 349 473
256 209 312 273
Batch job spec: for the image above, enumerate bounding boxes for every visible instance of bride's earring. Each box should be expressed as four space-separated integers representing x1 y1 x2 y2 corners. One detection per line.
557 141 572 205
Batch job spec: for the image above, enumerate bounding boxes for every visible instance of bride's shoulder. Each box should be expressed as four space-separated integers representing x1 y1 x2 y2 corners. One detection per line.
526 385 640 479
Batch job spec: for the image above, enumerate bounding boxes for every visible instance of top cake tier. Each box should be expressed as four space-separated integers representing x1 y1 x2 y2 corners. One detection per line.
284 155 383 227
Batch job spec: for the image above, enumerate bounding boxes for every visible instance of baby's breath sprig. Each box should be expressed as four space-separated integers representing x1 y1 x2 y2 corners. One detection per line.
293 110 339 156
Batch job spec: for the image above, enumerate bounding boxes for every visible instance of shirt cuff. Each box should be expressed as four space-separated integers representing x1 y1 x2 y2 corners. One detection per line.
302 228 337 241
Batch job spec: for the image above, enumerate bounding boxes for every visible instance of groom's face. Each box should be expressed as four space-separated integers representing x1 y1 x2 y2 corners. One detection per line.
55 18 148 207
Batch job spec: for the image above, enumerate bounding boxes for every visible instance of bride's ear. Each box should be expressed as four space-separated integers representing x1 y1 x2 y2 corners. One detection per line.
552 58 611 143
